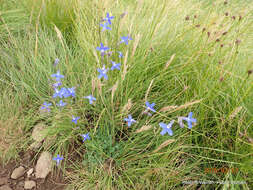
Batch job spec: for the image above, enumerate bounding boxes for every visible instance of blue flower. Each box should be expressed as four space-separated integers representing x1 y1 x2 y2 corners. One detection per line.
81 133 90 142
103 12 114 25
97 65 109 80
51 70 64 81
159 120 174 136
83 95 96 104
72 115 80 124
183 112 197 129
53 82 62 88
110 61 121 71
58 87 69 98
53 58 60 67
124 115 136 127
100 22 111 31
40 102 52 112
96 43 109 55
145 101 156 113
67 87 76 97
53 154 63 166
120 36 133 45
118 51 123 58
56 100 67 107
53 88 61 98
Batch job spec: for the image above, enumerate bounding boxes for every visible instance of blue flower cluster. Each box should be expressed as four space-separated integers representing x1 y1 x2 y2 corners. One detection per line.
39 13 197 166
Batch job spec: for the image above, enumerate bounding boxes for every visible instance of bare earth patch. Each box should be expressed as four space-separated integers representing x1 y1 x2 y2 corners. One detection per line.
0 150 68 190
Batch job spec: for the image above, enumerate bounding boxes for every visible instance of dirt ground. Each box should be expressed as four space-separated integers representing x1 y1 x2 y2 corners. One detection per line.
0 151 68 190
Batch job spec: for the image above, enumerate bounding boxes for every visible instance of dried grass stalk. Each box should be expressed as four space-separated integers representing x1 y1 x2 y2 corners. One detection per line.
165 54 175 69
153 139 175 153
135 125 152 133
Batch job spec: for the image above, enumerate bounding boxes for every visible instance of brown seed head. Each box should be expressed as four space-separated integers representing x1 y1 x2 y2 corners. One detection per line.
224 1 228 5
248 70 253 76
225 12 229 16
195 24 200 28
202 28 206 32
232 16 236 20
222 32 227 35
216 39 220 42
207 32 211 37
185 16 190 21
220 44 224 47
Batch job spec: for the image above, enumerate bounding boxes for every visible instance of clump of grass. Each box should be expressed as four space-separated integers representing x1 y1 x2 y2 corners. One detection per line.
0 0 252 189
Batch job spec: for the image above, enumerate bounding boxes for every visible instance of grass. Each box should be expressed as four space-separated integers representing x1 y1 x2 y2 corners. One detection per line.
0 0 252 189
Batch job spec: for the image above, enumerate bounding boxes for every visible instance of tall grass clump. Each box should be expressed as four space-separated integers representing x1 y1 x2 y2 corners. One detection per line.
0 0 252 189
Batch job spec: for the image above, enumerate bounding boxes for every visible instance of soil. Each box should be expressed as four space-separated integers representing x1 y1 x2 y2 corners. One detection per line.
0 150 68 190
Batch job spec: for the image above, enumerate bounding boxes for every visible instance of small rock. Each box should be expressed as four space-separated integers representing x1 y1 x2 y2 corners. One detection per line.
17 181 24 188
35 151 52 178
31 123 47 142
0 177 8 185
11 166 25 179
27 168 34 178
0 185 12 190
24 180 36 189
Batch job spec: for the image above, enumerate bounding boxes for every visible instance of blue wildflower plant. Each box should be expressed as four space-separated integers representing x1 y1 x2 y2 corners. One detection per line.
56 100 67 107
119 36 133 45
51 70 64 82
96 43 110 56
103 12 114 25
159 120 174 136
37 11 200 164
83 95 96 105
110 61 121 71
81 133 90 142
118 51 123 58
53 154 64 166
178 112 197 129
100 22 111 31
72 115 80 124
124 115 137 127
40 102 52 112
97 65 109 80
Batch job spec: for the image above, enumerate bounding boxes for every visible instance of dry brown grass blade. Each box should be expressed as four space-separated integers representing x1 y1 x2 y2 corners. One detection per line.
160 99 203 113
122 50 129 81
229 106 242 119
131 33 141 58
165 54 175 69
160 105 178 112
111 81 119 103
153 139 175 153
135 125 152 133
122 99 132 113
145 79 154 103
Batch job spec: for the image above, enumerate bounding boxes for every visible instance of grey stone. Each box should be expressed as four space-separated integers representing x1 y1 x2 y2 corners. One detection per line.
0 177 8 185
35 151 52 178
31 123 47 142
11 166 25 179
24 180 36 189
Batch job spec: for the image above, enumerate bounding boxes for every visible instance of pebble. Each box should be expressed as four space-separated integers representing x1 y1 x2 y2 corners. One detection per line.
0 185 12 190
31 123 47 142
35 151 52 178
11 166 25 179
0 177 8 185
24 180 36 189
